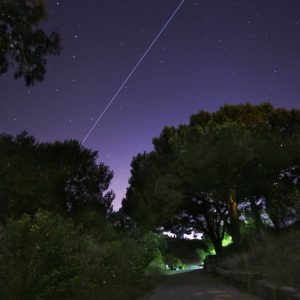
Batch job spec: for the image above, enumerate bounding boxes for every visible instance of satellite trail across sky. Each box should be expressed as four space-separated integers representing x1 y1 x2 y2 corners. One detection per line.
81 0 185 145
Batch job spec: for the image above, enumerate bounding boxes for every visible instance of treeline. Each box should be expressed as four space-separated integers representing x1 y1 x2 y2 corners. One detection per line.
0 132 163 300
1 103 300 298
122 103 300 254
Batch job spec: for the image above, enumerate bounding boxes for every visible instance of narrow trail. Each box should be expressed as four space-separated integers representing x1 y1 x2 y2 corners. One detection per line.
143 269 259 300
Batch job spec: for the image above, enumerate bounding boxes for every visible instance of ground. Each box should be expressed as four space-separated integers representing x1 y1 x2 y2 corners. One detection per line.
143 269 259 300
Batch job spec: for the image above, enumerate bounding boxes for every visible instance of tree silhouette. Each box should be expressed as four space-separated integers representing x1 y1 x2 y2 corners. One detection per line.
0 132 114 222
123 103 300 253
0 0 61 85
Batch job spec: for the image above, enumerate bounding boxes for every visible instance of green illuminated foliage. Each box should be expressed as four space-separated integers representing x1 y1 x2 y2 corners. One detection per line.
222 233 233 247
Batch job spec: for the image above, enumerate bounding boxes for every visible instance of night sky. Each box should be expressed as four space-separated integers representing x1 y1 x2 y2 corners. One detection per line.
1 0 300 209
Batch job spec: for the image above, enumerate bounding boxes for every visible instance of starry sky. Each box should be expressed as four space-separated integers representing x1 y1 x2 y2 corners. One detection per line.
1 0 300 209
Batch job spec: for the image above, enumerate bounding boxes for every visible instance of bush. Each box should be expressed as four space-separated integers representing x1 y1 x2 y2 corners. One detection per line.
217 226 300 289
0 211 86 300
196 248 209 264
83 237 160 299
0 211 164 300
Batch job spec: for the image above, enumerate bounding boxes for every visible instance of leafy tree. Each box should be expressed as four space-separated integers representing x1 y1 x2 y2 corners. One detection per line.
0 132 168 299
123 103 300 254
190 103 300 229
0 132 114 222
0 0 61 85
110 207 137 234
157 123 253 252
122 149 183 231
123 123 252 252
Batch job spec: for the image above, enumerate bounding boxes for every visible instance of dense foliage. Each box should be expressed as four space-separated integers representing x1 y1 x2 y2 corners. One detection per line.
1 103 300 298
0 211 85 299
0 132 163 300
0 210 163 300
0 0 61 85
215 223 300 289
123 103 300 254
0 131 114 222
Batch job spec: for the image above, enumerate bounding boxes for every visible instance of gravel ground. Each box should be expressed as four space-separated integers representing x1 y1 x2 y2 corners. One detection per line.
143 269 259 300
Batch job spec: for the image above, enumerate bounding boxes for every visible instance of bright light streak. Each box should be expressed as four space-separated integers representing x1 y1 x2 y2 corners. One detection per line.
81 0 185 145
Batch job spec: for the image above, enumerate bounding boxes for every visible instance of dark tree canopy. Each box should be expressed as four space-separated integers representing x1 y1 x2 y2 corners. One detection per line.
0 132 165 300
0 131 114 222
123 103 300 253
0 0 61 85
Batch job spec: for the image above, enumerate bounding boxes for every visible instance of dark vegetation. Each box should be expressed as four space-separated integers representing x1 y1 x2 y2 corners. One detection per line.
1 104 300 298
123 103 300 251
2 1 299 298
122 103 300 287
164 237 206 264
0 102 299 299
218 222 300 289
0 133 166 299
0 0 61 85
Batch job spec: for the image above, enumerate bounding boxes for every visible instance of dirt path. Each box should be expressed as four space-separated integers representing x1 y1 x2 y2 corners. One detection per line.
143 269 259 300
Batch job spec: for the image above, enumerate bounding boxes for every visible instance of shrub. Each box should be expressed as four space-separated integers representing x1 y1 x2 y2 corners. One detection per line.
0 210 164 300
217 227 300 289
0 210 86 300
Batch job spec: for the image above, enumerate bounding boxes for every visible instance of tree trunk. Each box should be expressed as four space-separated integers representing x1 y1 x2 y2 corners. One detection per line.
210 236 223 255
228 189 241 249
250 197 263 232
